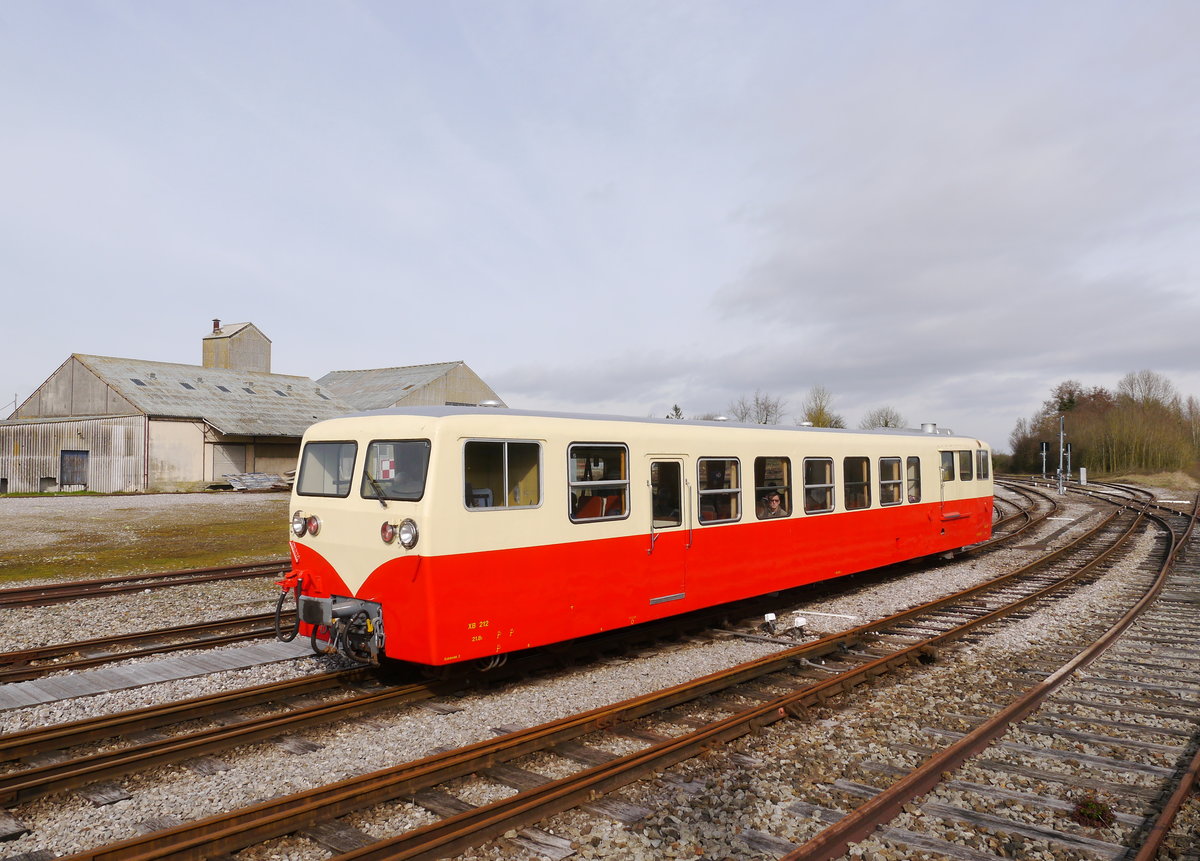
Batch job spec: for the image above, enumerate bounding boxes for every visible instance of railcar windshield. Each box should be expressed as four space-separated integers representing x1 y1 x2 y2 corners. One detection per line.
297 441 357 497
360 440 431 501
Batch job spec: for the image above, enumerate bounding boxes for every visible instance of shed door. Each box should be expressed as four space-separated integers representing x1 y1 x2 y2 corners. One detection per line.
60 450 89 487
213 444 248 479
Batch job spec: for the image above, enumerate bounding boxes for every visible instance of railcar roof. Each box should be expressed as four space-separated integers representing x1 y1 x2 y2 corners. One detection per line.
317 406 978 441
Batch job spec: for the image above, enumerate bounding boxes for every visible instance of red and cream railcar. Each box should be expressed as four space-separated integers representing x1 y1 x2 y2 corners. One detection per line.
283 408 993 666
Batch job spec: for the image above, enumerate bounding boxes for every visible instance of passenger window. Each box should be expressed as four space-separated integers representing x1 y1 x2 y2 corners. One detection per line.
754 456 791 520
940 452 955 482
958 450 973 481
464 440 541 509
297 441 357 497
569 444 629 521
976 450 990 479
803 458 834 513
844 456 871 510
698 458 740 523
906 456 922 503
360 440 430 502
879 457 902 506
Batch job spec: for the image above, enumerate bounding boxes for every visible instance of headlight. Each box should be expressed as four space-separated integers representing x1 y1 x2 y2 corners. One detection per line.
305 515 321 536
291 511 307 537
380 521 397 544
398 518 419 549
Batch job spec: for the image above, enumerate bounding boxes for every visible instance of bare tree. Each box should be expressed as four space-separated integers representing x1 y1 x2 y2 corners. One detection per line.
798 385 845 428
859 405 906 429
727 390 786 424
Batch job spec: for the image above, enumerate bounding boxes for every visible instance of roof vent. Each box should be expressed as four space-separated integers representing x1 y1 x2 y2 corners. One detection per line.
477 399 504 408
921 423 938 434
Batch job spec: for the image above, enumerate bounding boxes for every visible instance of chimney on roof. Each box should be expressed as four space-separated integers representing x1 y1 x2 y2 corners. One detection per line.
212 318 221 333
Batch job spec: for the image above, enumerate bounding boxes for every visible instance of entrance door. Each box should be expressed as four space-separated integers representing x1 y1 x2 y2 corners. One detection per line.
646 458 688 606
60 450 89 489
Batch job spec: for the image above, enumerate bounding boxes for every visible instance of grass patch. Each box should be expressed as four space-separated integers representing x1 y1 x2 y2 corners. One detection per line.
0 500 290 584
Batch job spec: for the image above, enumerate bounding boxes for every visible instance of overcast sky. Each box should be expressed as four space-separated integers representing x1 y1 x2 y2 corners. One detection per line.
3 2 1197 452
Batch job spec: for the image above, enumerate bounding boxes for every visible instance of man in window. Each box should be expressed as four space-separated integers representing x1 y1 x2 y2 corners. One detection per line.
762 491 787 518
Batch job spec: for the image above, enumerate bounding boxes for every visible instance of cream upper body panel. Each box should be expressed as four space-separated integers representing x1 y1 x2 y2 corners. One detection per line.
290 408 993 559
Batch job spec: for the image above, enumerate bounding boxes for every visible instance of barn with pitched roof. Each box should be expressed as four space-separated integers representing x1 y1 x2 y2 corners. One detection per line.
0 321 505 493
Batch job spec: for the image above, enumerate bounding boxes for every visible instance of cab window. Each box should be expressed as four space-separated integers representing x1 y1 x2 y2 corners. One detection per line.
569 443 629 521
464 440 541 509
698 458 740 523
940 451 955 481
297 441 357 498
361 440 430 502
958 450 974 481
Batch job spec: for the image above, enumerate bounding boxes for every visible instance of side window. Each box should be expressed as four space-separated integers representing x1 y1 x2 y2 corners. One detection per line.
464 440 541 509
879 457 902 506
297 441 357 497
906 456 922 503
569 443 629 521
976 450 990 480
940 451 955 481
958 450 973 481
844 456 871 510
754 456 791 519
803 458 834 513
698 458 740 523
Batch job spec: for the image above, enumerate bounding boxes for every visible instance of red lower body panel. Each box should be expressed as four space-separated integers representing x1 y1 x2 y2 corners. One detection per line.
292 497 992 665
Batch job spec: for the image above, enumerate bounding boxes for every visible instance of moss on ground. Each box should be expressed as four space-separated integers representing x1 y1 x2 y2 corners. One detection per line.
0 499 289 584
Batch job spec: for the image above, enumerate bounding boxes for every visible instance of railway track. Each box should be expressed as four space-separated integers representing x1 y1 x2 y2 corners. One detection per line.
0 559 290 609
44 487 1155 860
782 490 1199 860
0 487 1051 824
0 610 297 683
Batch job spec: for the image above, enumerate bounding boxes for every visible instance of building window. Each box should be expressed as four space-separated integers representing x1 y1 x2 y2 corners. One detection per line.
698 458 740 523
216 385 231 393
844 456 871 510
754 456 791 519
879 457 902 506
180 382 195 390
464 440 541 509
569 444 629 521
803 458 834 513
130 379 146 386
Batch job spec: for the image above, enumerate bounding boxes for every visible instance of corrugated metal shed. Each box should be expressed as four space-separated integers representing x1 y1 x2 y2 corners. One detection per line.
317 361 506 410
0 415 145 493
71 355 353 436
